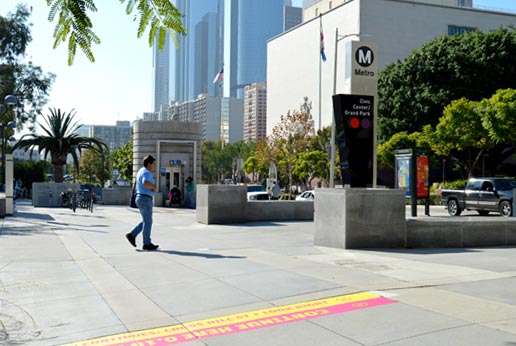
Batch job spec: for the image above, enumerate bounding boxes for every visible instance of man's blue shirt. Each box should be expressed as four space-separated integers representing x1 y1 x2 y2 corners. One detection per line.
136 167 155 197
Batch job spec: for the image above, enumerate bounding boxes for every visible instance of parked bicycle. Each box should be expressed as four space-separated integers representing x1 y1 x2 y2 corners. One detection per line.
61 189 94 213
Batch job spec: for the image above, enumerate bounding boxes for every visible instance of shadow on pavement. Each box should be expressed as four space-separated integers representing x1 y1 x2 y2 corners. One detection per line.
13 211 55 221
138 249 246 259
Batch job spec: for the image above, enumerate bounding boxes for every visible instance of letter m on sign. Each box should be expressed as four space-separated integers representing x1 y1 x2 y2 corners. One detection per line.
358 49 371 65
356 46 374 67
358 50 371 65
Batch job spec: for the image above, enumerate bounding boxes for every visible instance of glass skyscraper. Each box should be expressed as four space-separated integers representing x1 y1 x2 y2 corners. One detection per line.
172 0 224 102
153 0 300 108
224 0 285 98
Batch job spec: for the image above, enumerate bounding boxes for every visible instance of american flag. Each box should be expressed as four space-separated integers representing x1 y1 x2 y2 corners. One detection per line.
212 68 224 84
320 19 327 62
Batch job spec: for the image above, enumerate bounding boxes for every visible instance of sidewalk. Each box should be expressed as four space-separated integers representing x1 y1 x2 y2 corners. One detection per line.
1 200 516 345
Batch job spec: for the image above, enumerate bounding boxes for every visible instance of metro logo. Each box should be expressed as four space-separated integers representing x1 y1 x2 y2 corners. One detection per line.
356 46 374 67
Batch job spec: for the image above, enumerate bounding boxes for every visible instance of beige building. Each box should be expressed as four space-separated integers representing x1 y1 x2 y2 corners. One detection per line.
303 0 472 21
132 120 202 206
243 81 267 142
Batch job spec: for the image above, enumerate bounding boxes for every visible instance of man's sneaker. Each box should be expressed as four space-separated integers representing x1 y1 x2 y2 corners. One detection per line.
126 233 136 247
142 243 159 251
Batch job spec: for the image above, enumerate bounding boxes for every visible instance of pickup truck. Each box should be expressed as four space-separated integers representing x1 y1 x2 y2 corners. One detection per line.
440 178 516 217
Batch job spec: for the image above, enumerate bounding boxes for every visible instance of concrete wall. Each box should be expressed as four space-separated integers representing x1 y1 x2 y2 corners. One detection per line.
32 183 80 207
406 218 516 248
314 188 406 248
196 185 315 224
247 201 313 221
102 187 132 206
196 185 247 224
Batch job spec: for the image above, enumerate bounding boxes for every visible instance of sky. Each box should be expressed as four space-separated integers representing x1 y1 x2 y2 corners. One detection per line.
0 0 515 130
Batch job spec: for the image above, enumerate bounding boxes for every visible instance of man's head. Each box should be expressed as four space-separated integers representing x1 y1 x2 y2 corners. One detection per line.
143 155 156 168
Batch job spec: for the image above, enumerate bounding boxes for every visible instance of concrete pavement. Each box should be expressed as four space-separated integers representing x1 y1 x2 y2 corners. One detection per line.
1 201 516 345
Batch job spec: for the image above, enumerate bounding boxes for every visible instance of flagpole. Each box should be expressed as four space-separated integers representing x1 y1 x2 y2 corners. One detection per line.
329 27 338 188
318 14 322 131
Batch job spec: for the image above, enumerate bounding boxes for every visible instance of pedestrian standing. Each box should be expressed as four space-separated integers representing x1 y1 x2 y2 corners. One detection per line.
126 155 159 250
185 176 195 208
271 181 281 200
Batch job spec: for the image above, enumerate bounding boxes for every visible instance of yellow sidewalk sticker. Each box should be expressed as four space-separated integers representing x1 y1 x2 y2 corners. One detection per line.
62 292 395 346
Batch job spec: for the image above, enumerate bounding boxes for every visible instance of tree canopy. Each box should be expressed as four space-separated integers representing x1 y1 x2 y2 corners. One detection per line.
0 5 55 130
378 26 516 142
425 88 516 178
46 0 187 65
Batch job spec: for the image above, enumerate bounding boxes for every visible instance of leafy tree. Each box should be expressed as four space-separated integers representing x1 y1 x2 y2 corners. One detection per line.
14 159 52 193
243 155 268 183
377 131 424 169
46 0 187 65
201 140 222 183
425 88 516 178
1 5 55 130
306 126 335 186
13 108 108 182
110 142 133 181
201 140 257 184
78 148 110 185
378 27 516 142
254 139 275 180
269 111 314 190
293 150 327 190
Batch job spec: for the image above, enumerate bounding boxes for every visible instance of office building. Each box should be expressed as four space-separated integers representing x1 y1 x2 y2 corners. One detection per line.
171 0 224 103
152 35 170 112
88 121 132 152
166 95 244 143
192 94 224 141
243 82 267 141
267 0 516 134
284 5 303 30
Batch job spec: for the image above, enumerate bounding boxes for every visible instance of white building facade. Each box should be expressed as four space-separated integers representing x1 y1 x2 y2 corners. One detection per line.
267 0 516 134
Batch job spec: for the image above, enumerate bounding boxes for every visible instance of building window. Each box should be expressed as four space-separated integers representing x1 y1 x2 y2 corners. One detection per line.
448 25 476 36
315 8 318 16
329 1 332 9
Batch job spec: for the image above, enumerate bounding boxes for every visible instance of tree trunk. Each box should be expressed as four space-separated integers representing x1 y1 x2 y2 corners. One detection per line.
54 164 65 183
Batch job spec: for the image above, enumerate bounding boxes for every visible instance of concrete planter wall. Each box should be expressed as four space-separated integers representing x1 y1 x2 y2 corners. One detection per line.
314 188 406 249
102 187 133 205
32 183 80 207
247 200 313 221
196 185 247 224
196 185 315 224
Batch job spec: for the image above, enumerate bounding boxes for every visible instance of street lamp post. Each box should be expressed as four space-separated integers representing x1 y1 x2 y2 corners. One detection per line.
0 95 17 193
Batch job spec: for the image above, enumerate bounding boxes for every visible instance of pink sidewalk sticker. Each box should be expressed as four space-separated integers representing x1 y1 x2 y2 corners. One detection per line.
63 292 396 346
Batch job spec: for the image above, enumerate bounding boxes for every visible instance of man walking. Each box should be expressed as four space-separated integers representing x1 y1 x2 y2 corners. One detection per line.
126 155 159 250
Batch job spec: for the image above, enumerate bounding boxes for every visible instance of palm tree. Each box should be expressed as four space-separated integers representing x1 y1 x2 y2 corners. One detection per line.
13 108 108 183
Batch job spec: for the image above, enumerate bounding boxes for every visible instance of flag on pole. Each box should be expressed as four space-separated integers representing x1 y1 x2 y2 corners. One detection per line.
320 18 327 62
212 67 224 84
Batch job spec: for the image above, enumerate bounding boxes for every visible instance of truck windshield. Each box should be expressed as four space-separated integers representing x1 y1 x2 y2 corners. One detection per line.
494 179 516 191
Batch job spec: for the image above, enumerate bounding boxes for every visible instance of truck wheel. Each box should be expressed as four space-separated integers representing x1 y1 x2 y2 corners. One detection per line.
447 199 461 216
499 200 512 217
